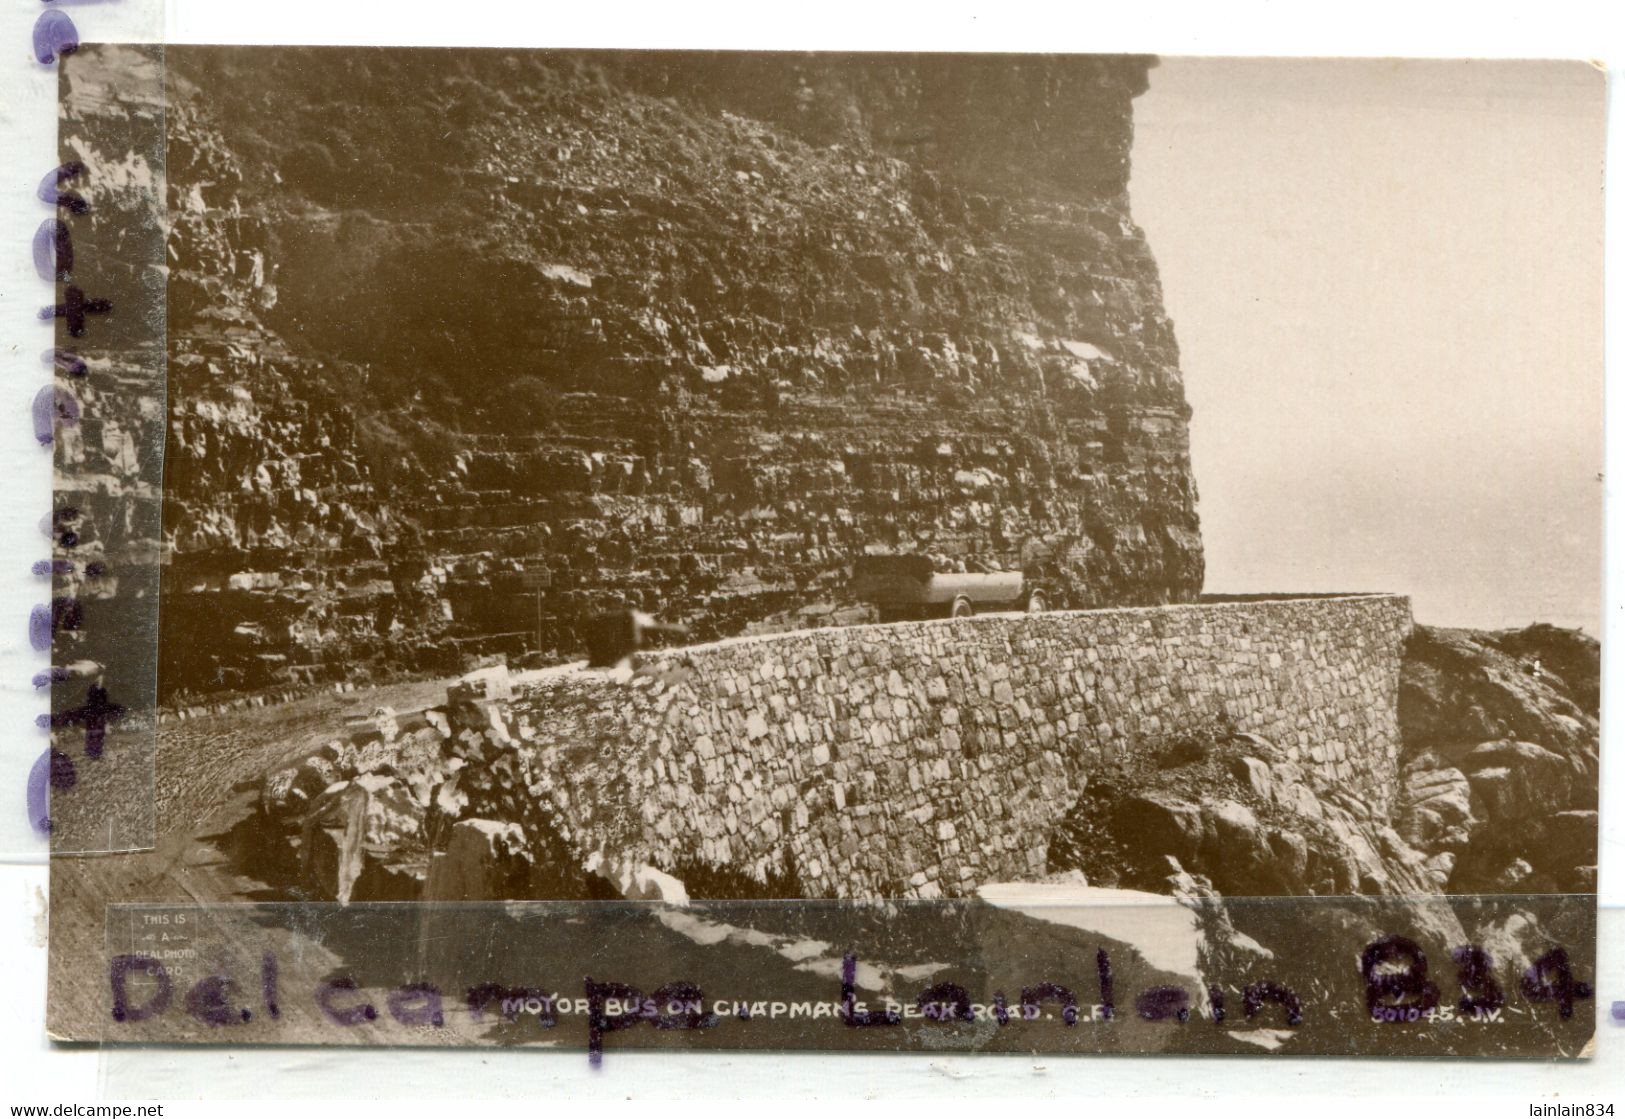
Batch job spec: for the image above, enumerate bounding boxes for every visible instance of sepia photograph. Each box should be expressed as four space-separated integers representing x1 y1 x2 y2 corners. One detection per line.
42 43 1603 1060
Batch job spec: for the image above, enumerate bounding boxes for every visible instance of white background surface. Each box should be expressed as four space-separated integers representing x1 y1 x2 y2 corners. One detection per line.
1 0 1621 1103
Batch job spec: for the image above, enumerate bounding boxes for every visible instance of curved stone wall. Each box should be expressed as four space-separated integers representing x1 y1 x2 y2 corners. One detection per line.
508 594 1413 899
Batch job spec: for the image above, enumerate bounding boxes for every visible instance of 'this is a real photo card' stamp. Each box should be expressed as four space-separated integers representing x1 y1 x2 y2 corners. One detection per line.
42 44 1604 1059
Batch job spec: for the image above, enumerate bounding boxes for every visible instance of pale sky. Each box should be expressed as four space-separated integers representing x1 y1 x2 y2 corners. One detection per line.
1130 58 1605 632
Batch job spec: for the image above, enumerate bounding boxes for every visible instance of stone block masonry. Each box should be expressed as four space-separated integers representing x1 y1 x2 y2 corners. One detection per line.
506 594 1413 900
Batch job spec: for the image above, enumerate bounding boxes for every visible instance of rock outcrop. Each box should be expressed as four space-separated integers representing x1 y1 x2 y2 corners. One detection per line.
1040 621 1599 1005
252 669 612 905
1395 624 1600 895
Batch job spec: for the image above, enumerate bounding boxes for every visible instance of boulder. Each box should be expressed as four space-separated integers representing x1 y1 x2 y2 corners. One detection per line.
433 772 471 817
1326 790 1373 821
1396 754 1475 852
1533 809 1597 871
1488 623 1600 716
623 865 691 906
975 879 1205 996
1421 851 1456 890
586 850 690 905
1227 732 1281 760
350 773 425 846
1111 791 1203 864
1491 857 1535 891
459 664 513 701
1163 857 1274 979
1277 780 1324 823
368 705 400 742
1266 828 1310 885
400 753 464 809
335 736 394 778
262 757 338 822
300 784 368 904
1470 909 1549 976
1462 741 1575 823
1320 807 1392 894
423 819 534 902
1197 799 1272 893
299 774 426 903
447 699 515 752
1400 625 1597 757
1229 756 1274 803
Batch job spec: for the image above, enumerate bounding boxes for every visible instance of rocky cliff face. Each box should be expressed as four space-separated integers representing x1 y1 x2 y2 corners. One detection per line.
68 48 1202 699
1395 624 1599 896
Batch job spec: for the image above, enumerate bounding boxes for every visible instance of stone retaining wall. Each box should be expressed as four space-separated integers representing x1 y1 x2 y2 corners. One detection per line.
507 594 1413 899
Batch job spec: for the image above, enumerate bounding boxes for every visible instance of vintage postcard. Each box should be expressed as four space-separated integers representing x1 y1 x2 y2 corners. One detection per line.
43 45 1603 1059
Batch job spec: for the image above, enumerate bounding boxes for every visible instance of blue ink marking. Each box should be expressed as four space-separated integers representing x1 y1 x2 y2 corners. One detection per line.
45 682 126 760
98 936 1587 1059
1451 944 1506 1015
1095 947 1115 1020
110 955 172 1023
32 560 75 577
584 978 642 1066
1611 1001 1624 1022
651 982 718 1031
1245 981 1304 1027
1521 946 1592 1020
26 750 54 835
32 9 78 65
916 981 975 1023
43 348 88 378
262 953 280 1019
840 953 900 1028
32 384 81 446
581 978 714 1064
1363 934 1440 1020
184 974 241 1027
1023 980 1081 1026
34 218 73 282
43 506 79 545
316 976 377 1026
28 603 53 651
39 286 111 337
387 983 445 1028
29 740 81 802
38 163 88 214
1134 983 1190 1022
